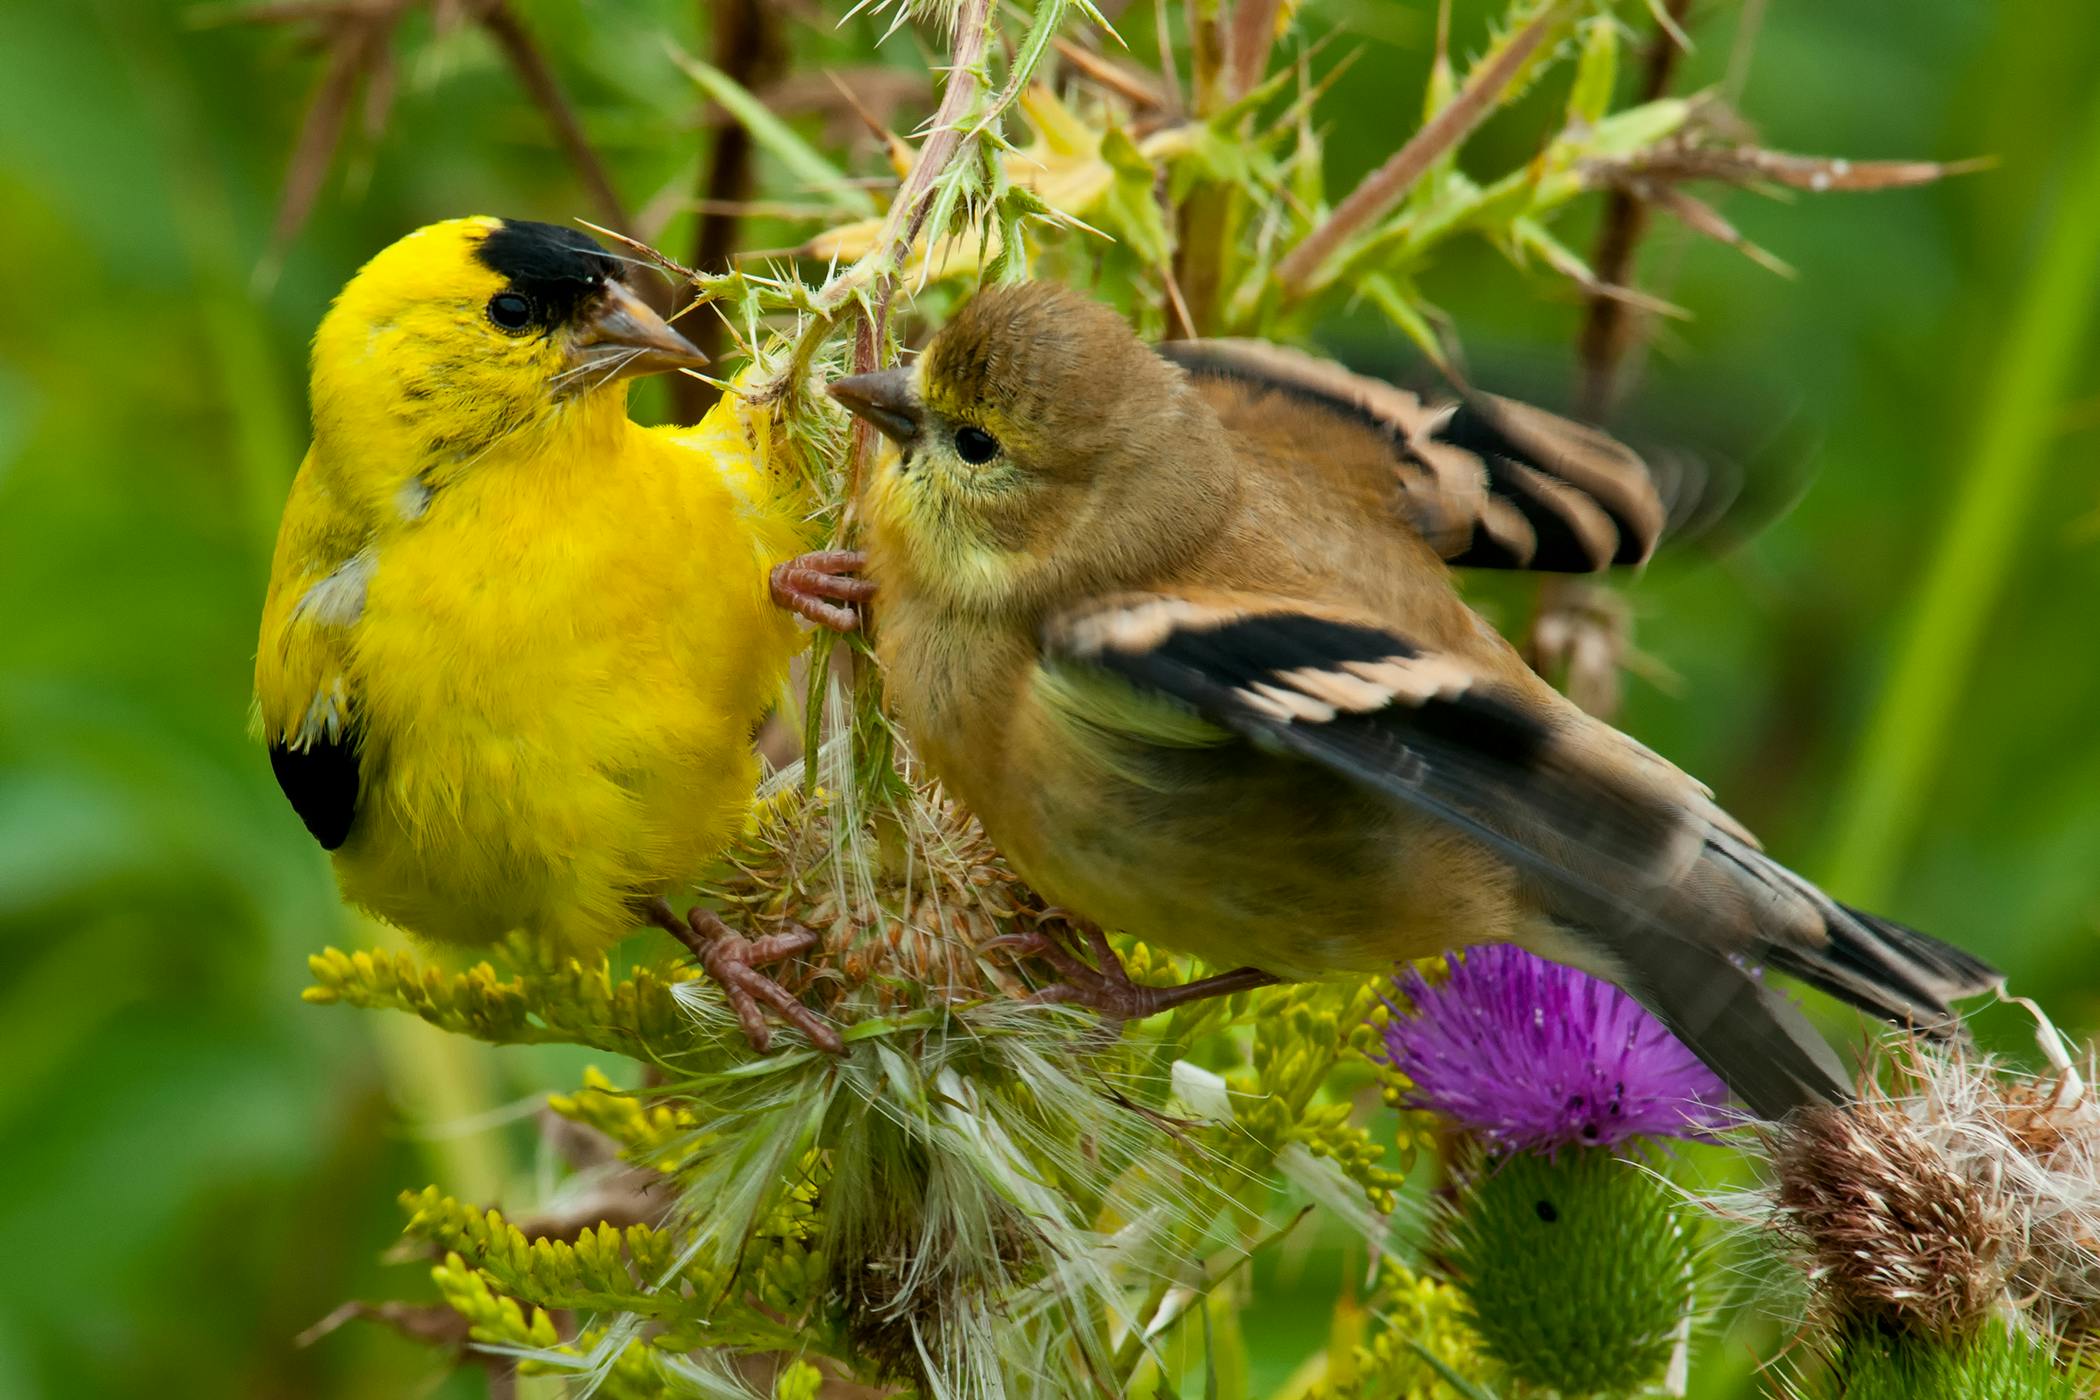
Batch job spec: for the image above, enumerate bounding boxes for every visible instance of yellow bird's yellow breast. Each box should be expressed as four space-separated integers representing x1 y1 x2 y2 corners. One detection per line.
308 422 804 948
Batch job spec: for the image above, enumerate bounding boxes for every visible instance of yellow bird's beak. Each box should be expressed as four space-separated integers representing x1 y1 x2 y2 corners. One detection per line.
562 281 707 393
828 368 922 444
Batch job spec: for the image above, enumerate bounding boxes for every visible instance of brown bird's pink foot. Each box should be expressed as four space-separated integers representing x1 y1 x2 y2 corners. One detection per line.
985 916 1279 1021
642 899 844 1054
770 550 873 632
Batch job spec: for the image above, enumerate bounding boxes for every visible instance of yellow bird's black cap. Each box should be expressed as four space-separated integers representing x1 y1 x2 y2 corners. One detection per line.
473 219 627 330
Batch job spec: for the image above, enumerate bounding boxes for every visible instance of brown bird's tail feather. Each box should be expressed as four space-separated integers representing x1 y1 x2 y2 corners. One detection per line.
1704 832 2004 1034
1570 835 2003 1121
1565 923 1855 1123
1762 899 2004 1035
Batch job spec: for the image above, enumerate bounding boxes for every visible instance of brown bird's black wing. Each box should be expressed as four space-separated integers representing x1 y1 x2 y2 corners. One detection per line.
1160 339 1665 571
1046 592 1998 1119
1046 591 1696 912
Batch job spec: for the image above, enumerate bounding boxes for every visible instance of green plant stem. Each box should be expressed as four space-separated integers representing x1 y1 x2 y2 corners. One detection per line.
1825 85 2100 904
1575 0 1692 420
1172 0 1245 333
1188 0 1229 116
1275 0 1576 297
1174 185 1238 335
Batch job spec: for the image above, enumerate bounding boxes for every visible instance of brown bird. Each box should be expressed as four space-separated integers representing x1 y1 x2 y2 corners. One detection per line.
827 282 1999 1119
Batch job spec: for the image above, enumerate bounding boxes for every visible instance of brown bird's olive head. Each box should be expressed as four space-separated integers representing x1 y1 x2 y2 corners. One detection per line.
832 283 1231 618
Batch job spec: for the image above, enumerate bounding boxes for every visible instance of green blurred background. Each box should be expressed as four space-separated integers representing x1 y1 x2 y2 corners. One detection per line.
1 1 2095 1395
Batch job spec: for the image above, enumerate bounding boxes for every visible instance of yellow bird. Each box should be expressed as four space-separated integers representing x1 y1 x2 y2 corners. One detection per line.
256 217 865 1050
832 282 1999 1118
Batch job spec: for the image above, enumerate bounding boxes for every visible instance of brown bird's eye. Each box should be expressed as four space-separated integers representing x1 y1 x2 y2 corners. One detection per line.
487 292 535 332
954 425 1000 464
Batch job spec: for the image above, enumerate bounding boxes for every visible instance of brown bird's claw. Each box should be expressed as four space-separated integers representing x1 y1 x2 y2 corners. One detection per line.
644 899 845 1054
770 550 873 633
984 918 1280 1023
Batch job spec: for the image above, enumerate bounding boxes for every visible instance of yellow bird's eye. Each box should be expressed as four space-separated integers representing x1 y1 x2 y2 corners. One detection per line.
487 291 535 333
955 425 1000 464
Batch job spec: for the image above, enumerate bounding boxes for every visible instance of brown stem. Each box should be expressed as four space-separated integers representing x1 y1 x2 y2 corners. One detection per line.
1188 0 1228 115
1054 35 1170 111
787 0 992 348
1173 184 1234 335
871 0 993 304
265 19 380 266
1275 0 1573 296
846 314 882 509
1176 0 1267 331
1574 0 1693 420
1226 0 1285 100
823 0 993 771
1547 2 1696 721
476 0 629 230
679 0 786 408
757 0 987 495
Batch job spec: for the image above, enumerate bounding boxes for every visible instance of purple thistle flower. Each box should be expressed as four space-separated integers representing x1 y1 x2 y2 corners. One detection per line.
1379 945 1733 1152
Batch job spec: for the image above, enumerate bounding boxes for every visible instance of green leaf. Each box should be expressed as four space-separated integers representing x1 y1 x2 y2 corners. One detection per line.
1827 83 2100 899
1582 95 1695 159
1358 274 1451 374
772 1360 824 1400
1437 160 1544 243
1478 0 1590 108
982 0 1096 133
1565 15 1619 127
1100 126 1173 266
1206 47 1309 131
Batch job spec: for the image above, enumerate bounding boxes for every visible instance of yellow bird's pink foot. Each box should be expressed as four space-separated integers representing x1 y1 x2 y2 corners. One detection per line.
770 550 873 632
985 916 1279 1022
643 899 844 1054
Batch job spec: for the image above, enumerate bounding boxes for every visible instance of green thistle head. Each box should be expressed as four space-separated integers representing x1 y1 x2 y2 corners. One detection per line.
1803 1325 2081 1400
1442 1147 1697 1397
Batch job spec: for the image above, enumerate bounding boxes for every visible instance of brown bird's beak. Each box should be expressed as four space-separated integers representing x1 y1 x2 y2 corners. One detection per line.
828 368 921 444
562 281 707 392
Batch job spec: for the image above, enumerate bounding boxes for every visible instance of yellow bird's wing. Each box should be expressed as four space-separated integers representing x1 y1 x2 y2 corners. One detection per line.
255 450 370 849
1160 339 1666 571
